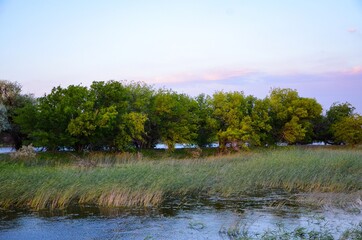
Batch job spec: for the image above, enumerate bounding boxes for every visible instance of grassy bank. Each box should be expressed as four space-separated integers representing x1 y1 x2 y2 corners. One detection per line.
0 147 361 210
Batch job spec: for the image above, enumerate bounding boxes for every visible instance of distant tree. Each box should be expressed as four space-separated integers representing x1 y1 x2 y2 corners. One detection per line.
315 102 356 144
326 102 355 123
194 94 217 147
116 112 148 151
123 81 154 113
331 115 362 146
67 105 118 150
0 80 22 107
0 80 34 149
89 80 153 151
211 91 271 152
15 80 154 152
123 81 155 149
268 88 322 144
14 79 358 151
150 90 198 150
312 115 329 144
250 98 272 145
26 85 91 150
0 104 10 132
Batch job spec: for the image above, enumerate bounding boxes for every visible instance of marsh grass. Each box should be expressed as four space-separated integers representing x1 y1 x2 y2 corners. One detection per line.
295 191 362 211
0 147 361 210
219 220 362 240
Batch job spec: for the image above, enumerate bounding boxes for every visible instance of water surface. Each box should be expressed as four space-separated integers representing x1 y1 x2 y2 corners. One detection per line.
1 194 361 239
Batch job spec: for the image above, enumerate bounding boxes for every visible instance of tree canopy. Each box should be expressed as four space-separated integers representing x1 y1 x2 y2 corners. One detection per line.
0 80 34 149
1 80 359 151
268 88 322 144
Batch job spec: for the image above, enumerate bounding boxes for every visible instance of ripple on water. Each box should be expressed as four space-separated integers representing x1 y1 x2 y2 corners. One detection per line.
0 195 361 240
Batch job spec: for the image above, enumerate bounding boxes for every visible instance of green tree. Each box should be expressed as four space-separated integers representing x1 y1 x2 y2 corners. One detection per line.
331 115 362 146
211 91 271 151
314 102 355 145
327 102 355 123
89 80 153 150
116 112 148 151
16 85 99 150
268 88 322 144
123 81 155 148
150 90 198 150
250 98 272 145
16 80 154 152
318 102 356 144
33 85 90 150
13 99 38 145
194 94 217 147
67 105 118 150
0 80 34 149
0 104 10 132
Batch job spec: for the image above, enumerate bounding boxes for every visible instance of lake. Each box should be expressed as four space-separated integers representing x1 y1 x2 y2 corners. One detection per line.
1 193 361 239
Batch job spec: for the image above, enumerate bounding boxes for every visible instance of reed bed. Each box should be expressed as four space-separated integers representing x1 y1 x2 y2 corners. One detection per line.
0 148 361 210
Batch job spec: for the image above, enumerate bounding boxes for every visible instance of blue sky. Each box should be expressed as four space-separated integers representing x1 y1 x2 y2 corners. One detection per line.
0 0 361 112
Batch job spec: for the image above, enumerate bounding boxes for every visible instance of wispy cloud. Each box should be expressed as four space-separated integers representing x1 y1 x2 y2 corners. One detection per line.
347 66 362 74
201 69 254 81
138 68 255 84
347 28 358 33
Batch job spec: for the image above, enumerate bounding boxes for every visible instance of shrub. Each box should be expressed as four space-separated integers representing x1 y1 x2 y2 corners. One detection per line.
10 144 36 159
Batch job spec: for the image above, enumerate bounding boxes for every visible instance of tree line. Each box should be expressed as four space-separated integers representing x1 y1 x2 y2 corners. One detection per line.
0 80 361 152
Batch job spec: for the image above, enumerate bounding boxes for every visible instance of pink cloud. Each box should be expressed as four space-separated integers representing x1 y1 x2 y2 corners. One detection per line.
347 28 357 33
139 68 255 84
201 69 253 81
342 66 362 75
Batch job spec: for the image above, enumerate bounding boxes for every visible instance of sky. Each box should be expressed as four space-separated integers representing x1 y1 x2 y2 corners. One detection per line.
0 0 361 113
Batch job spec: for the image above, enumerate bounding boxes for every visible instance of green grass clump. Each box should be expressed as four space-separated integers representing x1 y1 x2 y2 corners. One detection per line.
0 147 361 210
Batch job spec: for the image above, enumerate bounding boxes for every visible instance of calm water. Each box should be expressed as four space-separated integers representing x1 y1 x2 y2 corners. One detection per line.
1 194 361 240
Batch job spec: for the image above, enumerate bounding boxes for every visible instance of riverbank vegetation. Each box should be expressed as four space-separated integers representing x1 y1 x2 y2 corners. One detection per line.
0 147 361 210
0 80 361 152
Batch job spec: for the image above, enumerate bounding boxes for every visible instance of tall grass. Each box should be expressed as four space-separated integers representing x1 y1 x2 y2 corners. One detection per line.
0 148 361 210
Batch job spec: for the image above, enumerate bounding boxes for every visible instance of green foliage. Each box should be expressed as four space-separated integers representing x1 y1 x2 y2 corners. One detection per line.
150 89 198 150
116 112 148 151
8 78 359 151
90 80 130 112
0 80 34 149
332 115 362 146
211 91 271 151
327 102 355 123
194 94 217 146
68 106 118 142
0 104 10 131
88 80 154 150
25 85 90 150
268 88 322 144
14 81 155 151
282 116 306 143
122 81 155 148
316 102 357 144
